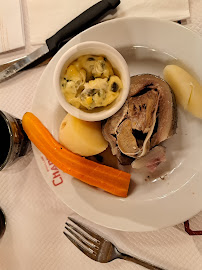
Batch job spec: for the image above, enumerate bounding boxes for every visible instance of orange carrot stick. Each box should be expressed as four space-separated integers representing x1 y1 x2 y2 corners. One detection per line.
22 112 131 197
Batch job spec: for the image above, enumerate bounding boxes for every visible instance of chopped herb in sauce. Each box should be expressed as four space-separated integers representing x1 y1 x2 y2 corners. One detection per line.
111 82 118 92
87 57 95 61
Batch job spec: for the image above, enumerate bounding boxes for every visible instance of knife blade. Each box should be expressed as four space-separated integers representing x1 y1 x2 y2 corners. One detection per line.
0 45 49 82
0 0 120 83
0 55 52 73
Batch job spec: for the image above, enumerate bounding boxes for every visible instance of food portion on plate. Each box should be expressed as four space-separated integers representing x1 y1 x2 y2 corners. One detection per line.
22 112 130 197
61 55 122 110
102 74 177 171
164 65 202 119
54 41 130 122
59 113 108 156
23 40 202 198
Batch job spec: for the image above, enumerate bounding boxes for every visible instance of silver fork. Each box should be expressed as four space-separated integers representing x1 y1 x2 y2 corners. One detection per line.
63 217 167 270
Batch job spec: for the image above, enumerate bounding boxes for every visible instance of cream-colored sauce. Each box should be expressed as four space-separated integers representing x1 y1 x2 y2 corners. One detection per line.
61 55 122 110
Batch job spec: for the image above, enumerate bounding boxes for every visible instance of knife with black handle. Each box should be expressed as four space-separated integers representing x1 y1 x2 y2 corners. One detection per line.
0 0 120 83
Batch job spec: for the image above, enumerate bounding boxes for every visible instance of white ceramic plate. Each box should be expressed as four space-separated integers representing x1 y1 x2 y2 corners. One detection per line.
32 17 202 232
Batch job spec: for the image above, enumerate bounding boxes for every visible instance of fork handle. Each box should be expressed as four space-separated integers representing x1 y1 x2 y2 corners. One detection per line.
119 253 167 270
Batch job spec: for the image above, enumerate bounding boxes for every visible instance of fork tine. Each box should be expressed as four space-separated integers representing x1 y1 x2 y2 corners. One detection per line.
68 217 102 243
67 220 100 245
63 229 96 257
65 222 99 250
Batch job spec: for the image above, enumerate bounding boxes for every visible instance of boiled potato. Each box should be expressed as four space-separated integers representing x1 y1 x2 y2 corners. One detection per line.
59 114 108 156
164 65 202 119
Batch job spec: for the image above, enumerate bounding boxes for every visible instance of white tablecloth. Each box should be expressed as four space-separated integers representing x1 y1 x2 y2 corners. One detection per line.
0 1 202 269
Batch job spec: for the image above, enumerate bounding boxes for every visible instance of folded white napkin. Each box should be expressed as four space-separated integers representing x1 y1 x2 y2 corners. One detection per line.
0 0 25 53
27 0 190 45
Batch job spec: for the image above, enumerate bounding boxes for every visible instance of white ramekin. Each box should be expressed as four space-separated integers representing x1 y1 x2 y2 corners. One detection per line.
53 41 130 121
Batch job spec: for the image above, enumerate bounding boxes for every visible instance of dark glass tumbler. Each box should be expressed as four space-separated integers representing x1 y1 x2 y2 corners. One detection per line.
0 110 31 171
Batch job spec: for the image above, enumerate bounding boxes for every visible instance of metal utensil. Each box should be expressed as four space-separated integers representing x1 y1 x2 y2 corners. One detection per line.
0 0 120 83
0 56 51 73
63 217 166 270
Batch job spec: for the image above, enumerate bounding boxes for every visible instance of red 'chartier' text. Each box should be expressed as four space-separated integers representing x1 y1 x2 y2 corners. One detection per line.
44 156 63 186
